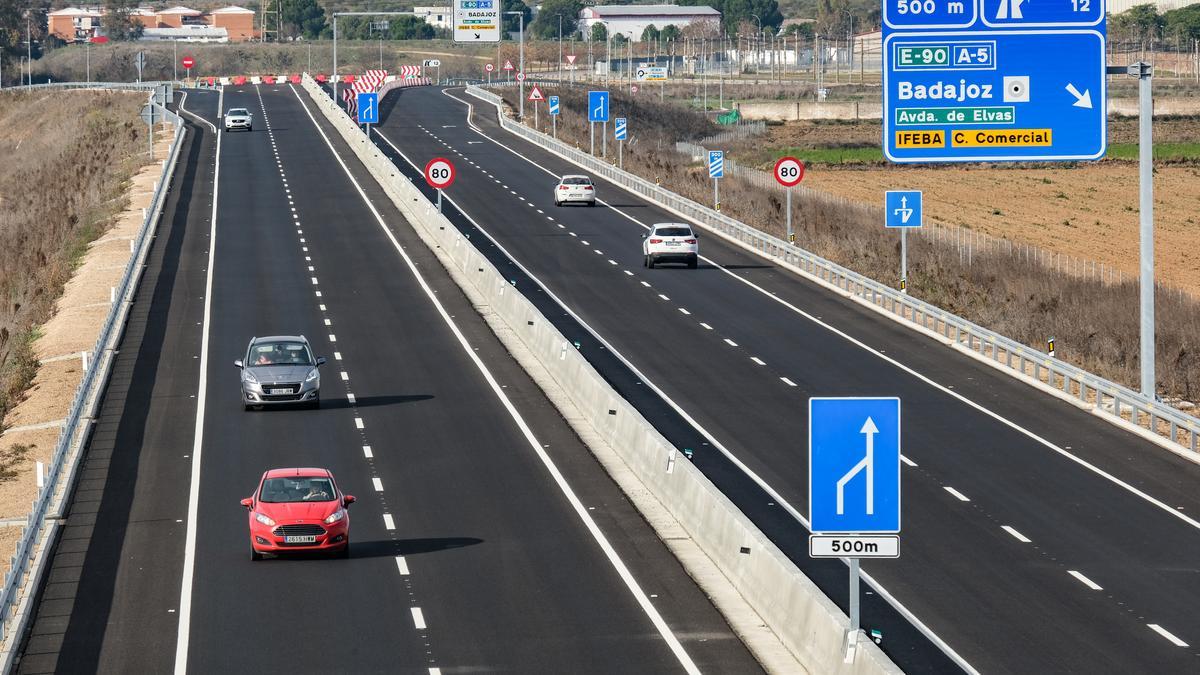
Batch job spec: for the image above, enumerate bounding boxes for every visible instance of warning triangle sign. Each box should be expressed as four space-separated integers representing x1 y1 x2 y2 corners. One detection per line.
528 84 545 101
566 54 577 64
503 59 514 70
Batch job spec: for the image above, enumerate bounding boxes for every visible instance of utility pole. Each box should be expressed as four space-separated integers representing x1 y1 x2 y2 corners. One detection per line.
173 40 178 82
558 15 563 80
504 10 525 117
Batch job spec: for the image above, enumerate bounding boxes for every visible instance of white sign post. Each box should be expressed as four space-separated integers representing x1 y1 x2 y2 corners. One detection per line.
773 157 805 244
424 157 457 213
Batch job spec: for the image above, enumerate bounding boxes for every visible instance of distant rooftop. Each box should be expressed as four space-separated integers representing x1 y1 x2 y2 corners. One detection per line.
209 5 254 13
157 5 202 14
586 4 721 16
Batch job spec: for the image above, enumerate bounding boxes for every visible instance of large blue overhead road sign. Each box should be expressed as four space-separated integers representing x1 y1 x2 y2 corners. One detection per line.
587 90 609 122
883 0 1106 163
809 398 901 534
357 92 379 124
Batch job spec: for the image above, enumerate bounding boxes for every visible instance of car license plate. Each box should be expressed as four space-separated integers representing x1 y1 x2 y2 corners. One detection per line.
270 388 292 395
666 242 680 247
284 535 317 543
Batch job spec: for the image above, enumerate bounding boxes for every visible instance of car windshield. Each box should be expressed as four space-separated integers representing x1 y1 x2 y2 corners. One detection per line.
260 477 336 503
655 227 692 237
248 341 312 367
228 108 249 116
562 177 591 186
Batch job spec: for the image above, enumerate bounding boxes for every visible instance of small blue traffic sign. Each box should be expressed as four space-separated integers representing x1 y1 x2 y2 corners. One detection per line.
885 191 923 228
357 92 379 124
809 397 901 534
707 150 724 178
548 95 560 116
614 117 627 140
587 90 609 123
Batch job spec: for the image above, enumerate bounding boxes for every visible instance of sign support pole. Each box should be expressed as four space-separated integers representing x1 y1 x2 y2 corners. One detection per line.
602 122 607 158
713 177 719 210
1136 62 1155 398
590 121 595 155
901 227 907 293
148 118 154 158
619 139 623 169
437 188 443 213
534 100 539 130
846 559 860 661
552 114 556 139
786 187 792 244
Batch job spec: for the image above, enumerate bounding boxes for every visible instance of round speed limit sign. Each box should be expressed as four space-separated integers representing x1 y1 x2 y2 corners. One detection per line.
773 156 805 188
485 63 495 73
424 157 456 189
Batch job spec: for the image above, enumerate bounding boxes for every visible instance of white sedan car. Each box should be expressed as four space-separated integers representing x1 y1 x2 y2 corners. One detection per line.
553 175 596 207
642 223 699 269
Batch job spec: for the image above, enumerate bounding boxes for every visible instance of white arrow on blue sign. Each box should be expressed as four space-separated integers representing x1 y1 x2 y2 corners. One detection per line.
707 150 724 178
614 117 627 140
357 92 379 125
587 91 609 122
548 95 560 116
885 190 923 228
809 397 901 534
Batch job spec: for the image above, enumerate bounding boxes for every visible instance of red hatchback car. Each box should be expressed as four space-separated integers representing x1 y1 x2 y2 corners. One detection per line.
242 468 355 560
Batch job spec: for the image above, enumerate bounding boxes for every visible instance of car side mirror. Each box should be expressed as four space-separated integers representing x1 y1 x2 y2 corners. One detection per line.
240 497 254 509
640 234 647 239
316 356 327 366
343 495 356 507
234 359 244 369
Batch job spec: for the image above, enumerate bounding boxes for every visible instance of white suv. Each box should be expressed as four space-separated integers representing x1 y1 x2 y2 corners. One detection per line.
224 107 253 132
642 223 699 269
553 175 596 207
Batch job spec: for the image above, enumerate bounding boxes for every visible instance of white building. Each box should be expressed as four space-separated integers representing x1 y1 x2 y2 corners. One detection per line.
414 6 453 30
578 5 722 41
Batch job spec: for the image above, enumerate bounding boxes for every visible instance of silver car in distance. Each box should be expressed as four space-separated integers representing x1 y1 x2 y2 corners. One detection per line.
235 336 326 410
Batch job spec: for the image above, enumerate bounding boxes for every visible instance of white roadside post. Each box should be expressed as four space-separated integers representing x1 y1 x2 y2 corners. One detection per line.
885 191 923 293
773 156 805 244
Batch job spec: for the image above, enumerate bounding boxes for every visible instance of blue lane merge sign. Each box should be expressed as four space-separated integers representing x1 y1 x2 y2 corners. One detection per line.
548 95 560 115
614 117 627 140
809 397 901 534
357 92 379 124
883 0 1106 164
885 190 923 228
707 150 723 178
587 90 609 123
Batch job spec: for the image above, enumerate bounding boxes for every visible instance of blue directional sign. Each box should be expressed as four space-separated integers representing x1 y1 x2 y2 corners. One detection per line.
885 190 923 228
884 0 1106 163
548 95 560 116
614 117 627 141
357 92 379 124
809 398 901 534
587 90 609 123
707 150 724 178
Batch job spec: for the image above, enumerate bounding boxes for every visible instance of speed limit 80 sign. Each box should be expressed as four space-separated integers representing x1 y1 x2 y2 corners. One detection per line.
424 157 456 189
773 156 805 188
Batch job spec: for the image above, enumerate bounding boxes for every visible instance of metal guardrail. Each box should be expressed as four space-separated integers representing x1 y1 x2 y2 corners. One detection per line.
465 84 1200 454
0 90 186 653
2 81 170 93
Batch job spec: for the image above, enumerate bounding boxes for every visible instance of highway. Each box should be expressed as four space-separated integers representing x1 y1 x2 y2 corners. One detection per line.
14 85 761 674
367 84 1200 674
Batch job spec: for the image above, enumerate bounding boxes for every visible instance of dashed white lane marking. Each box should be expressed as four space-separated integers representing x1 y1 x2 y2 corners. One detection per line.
944 486 971 502
318 302 325 310
315 290 322 297
582 240 590 246
594 249 603 255
340 371 349 381
569 232 577 237
354 417 364 429
657 294 670 301
308 266 314 272
334 352 343 360
324 318 332 326
329 334 337 342
310 277 318 285
608 260 618 266
347 393 356 404
700 322 713 330
780 377 797 387
1067 570 1103 590
372 477 384 492
640 281 651 288
723 338 738 347
536 209 544 214
395 556 410 575
1148 624 1189 647
679 308 691 315
362 445 373 458
429 667 441 675
624 270 633 276
900 454 918 467
750 356 765 365
411 607 427 630
383 513 396 530
1001 525 1030 543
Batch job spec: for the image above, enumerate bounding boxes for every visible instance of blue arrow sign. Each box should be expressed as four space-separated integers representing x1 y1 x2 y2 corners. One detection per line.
548 95 560 115
885 191 923 228
357 92 379 124
707 150 724 178
809 398 901 534
587 90 609 123
614 117 627 140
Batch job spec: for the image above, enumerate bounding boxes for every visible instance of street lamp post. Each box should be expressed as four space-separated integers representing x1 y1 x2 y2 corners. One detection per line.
558 15 563 80
504 10 525 118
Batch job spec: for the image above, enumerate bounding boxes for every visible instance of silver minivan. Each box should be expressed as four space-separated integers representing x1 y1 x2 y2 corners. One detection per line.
235 336 326 409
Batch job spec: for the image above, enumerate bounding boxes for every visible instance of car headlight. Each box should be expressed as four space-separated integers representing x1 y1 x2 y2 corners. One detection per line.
305 368 319 383
242 370 258 384
324 509 345 525
255 512 276 527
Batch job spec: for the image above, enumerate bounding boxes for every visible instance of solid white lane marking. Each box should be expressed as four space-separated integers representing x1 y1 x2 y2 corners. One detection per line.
1148 624 1189 647
944 486 971 502
1001 525 1030 543
900 454 918 467
362 445 373 458
750 356 765 365
336 113 702 675
700 322 713 330
383 513 395 530
780 377 797 387
372 477 384 491
355 417 364 429
723 338 738 347
1067 570 1103 590
679 308 691 315
395 556 410 575
411 607 426 630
